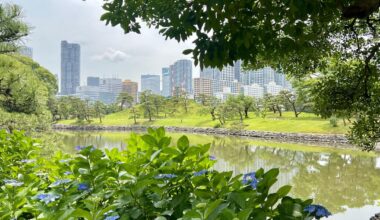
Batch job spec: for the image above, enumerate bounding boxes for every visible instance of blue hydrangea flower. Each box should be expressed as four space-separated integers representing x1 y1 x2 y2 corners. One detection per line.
78 183 89 191
193 170 208 176
63 171 73 175
20 159 36 164
36 193 61 204
155 174 177 179
242 172 259 189
104 216 120 220
304 204 332 218
4 179 24 187
75 146 84 151
50 179 71 187
209 156 216 161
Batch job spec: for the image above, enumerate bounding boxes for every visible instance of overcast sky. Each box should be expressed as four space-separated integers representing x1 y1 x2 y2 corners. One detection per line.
7 0 198 87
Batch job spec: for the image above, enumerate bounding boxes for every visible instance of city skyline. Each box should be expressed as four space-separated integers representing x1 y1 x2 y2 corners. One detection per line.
7 0 198 87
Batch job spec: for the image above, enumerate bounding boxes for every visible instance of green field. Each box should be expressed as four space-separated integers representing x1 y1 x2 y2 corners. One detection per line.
59 102 350 134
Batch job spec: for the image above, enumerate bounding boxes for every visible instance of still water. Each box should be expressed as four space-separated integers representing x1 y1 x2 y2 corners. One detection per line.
57 131 380 220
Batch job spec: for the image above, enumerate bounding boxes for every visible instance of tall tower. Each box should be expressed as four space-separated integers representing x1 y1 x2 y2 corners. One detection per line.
170 59 192 95
61 40 80 95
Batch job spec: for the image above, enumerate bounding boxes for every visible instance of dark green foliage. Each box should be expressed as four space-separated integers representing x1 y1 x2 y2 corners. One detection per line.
0 3 29 53
0 128 328 219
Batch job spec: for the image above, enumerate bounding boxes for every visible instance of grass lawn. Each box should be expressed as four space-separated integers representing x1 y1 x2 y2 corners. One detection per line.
59 103 350 134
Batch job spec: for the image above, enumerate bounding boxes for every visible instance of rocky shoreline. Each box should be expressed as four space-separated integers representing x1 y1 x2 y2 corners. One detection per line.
53 124 352 146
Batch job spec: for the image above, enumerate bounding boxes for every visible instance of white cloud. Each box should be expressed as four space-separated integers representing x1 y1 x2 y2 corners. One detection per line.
92 48 131 62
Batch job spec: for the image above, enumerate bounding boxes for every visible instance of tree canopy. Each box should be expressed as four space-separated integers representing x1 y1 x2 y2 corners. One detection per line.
0 3 29 53
101 0 380 150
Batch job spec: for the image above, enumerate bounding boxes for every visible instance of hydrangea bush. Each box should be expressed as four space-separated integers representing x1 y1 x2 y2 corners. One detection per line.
0 128 331 219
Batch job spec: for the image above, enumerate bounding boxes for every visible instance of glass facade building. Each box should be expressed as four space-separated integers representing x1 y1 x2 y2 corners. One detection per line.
141 74 160 95
61 41 80 95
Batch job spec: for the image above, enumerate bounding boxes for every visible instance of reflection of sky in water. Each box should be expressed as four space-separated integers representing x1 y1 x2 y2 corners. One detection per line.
57 131 380 219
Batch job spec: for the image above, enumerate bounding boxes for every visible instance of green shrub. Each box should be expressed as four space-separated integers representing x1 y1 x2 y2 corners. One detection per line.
0 128 331 219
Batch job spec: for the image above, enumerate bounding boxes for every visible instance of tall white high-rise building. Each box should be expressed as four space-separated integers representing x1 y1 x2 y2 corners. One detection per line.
242 84 265 98
61 41 80 95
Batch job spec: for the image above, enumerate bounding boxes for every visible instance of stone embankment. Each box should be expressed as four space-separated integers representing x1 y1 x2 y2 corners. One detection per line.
53 124 350 145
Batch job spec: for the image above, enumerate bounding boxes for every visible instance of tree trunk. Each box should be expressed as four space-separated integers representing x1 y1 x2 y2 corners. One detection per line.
211 110 216 120
244 108 249 118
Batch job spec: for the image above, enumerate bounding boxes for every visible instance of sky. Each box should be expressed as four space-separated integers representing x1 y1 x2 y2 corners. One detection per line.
6 0 199 87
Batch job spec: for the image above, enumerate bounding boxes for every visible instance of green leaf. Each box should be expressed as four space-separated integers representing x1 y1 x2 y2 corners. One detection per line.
204 199 229 220
183 49 193 55
277 185 292 198
237 209 252 220
141 134 158 147
177 135 189 152
150 149 162 162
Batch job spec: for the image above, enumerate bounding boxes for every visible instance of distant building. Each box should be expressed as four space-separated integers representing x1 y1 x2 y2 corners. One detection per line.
122 80 138 103
19 46 33 59
87 77 100 86
162 67 171 97
200 67 221 80
99 78 122 104
141 74 160 94
170 59 192 95
242 84 265 98
61 41 80 95
194 78 212 99
76 86 100 101
265 81 285 96
215 87 238 102
221 65 235 82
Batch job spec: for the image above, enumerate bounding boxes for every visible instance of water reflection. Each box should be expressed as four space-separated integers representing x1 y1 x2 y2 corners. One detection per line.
56 131 380 218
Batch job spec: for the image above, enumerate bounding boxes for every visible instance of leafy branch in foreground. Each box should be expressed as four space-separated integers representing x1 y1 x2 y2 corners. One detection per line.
0 128 330 219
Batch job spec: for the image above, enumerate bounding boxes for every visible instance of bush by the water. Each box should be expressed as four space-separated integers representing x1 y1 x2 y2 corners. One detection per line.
0 128 331 219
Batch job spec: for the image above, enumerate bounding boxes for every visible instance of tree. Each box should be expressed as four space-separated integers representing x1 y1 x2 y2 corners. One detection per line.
0 4 29 54
100 0 380 148
0 54 57 131
93 101 106 123
225 95 244 122
279 91 307 118
139 91 155 121
152 94 165 117
129 106 140 124
117 92 133 111
262 94 283 117
238 94 256 118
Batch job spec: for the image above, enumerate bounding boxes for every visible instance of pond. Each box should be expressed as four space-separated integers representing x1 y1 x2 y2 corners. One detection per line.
56 131 380 220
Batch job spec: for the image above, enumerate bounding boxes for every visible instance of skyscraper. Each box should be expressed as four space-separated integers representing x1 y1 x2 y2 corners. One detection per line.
61 41 80 95
162 67 171 97
170 59 192 95
141 74 160 95
122 80 138 102
99 78 123 104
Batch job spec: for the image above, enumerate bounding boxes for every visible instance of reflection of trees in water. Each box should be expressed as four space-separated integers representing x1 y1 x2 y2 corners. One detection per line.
59 132 126 152
60 132 380 214
209 137 380 214
292 153 380 213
